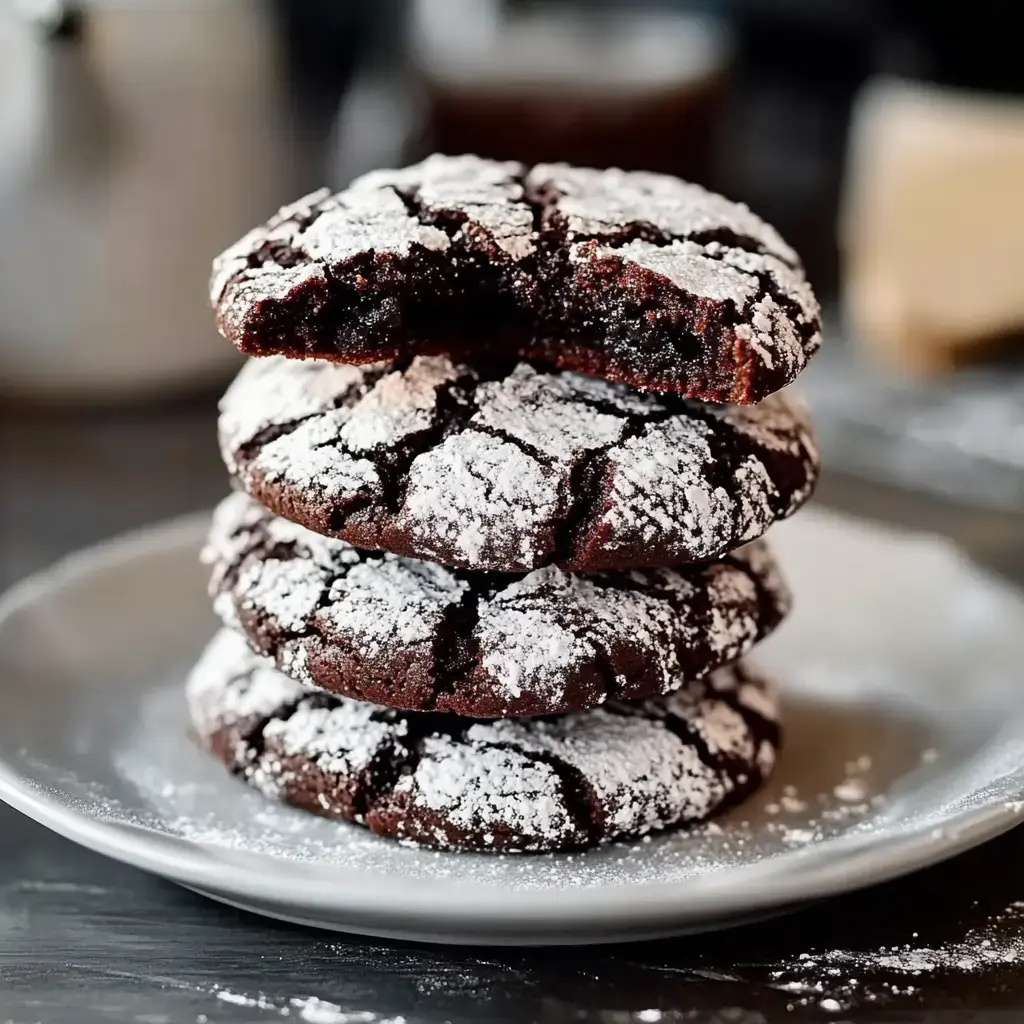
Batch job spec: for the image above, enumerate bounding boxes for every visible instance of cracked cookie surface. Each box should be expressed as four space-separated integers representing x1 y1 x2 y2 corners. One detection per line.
188 629 781 852
205 492 789 718
219 354 819 572
211 154 821 403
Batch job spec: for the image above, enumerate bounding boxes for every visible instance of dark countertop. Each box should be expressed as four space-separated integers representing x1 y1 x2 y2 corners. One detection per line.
3 394 1024 1024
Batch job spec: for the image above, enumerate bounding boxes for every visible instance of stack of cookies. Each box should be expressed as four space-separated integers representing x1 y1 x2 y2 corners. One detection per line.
188 155 822 853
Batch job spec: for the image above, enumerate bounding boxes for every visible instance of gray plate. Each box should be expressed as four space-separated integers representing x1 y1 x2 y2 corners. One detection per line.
1 509 1024 945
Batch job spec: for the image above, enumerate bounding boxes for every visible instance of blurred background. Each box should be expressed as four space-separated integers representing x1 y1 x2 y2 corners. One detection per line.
1 0 1022 589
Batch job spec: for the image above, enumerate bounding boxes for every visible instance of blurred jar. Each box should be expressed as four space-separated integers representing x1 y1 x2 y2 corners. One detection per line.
410 0 732 183
0 0 303 401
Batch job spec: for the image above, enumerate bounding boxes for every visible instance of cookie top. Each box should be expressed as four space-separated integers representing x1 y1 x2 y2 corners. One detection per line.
220 354 819 572
205 492 790 718
210 154 821 403
189 629 781 853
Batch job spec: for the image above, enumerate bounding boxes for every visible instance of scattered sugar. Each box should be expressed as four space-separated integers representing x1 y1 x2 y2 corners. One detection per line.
291 996 404 1024
767 900 1024 1012
777 786 808 814
208 986 404 1022
833 779 870 803
214 988 290 1013
779 827 817 846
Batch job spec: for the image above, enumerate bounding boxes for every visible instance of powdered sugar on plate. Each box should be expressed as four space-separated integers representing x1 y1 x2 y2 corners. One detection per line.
7 507 1024 941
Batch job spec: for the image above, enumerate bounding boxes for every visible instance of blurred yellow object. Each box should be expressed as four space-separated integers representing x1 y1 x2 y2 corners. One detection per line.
841 78 1024 373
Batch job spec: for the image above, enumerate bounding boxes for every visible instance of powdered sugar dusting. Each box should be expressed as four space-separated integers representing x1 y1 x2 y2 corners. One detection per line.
237 357 465 504
535 170 820 382
684 695 757 763
187 635 780 852
477 566 683 702
600 417 737 559
527 163 799 266
265 701 398 785
189 981 406 1022
476 593 588 702
712 242 820 330
300 189 451 265
737 538 791 615
558 369 663 416
341 356 459 452
257 413 381 496
353 153 534 259
718 394 815 457
324 557 468 648
207 494 787 716
293 996 404 1023
218 356 371 472
220 355 818 571
397 736 576 844
215 264 328 344
578 239 760 308
703 563 762 659
185 630 307 740
472 362 627 459
473 702 730 834
209 180 449 345
237 557 329 634
202 490 270 572
403 430 562 567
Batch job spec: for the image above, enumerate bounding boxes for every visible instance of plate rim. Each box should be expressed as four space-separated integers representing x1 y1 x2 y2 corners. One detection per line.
2 510 1024 938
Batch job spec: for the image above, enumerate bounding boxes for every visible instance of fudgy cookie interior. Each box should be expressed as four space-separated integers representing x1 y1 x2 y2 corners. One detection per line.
212 157 820 403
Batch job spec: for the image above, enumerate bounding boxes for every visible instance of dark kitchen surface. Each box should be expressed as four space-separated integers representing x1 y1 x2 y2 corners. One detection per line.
3 399 1024 1023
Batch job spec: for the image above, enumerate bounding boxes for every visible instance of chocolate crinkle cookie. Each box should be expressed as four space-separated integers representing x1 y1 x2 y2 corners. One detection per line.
219 354 818 572
210 155 821 403
204 492 789 719
188 629 781 853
